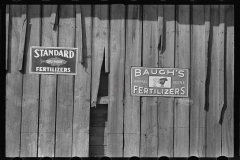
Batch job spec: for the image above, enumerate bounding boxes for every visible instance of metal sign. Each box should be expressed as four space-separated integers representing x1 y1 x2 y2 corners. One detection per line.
131 67 189 97
29 46 78 75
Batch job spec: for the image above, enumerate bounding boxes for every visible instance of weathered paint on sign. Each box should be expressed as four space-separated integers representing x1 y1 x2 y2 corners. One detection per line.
29 46 78 75
131 67 189 97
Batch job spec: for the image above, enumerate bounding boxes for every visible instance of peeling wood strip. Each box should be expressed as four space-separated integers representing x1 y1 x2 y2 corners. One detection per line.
140 5 158 157
6 5 10 70
50 5 58 30
157 5 174 157
190 5 206 157
174 5 190 157
222 5 234 157
17 5 27 71
91 5 109 107
104 5 110 73
124 5 142 157
158 5 163 55
75 5 83 63
20 5 41 157
6 5 25 157
38 5 58 157
72 5 91 157
55 5 75 157
106 4 125 157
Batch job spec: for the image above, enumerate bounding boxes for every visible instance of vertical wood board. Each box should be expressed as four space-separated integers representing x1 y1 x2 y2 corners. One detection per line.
189 5 206 157
174 5 190 157
20 5 40 157
106 4 125 157
91 5 109 107
55 5 75 157
206 5 222 157
38 5 58 157
140 5 158 157
157 5 175 157
124 5 142 157
72 5 92 157
221 5 234 157
6 5 25 157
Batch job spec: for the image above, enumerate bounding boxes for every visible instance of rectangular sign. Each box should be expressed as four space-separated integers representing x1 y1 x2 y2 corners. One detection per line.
131 67 189 97
29 46 78 75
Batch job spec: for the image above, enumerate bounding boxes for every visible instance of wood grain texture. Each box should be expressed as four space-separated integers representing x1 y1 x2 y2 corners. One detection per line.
124 5 142 157
20 5 40 157
206 5 222 157
6 5 9 70
222 5 234 157
17 5 27 71
6 5 25 157
189 5 206 157
91 5 109 107
174 5 190 157
205 5 210 79
106 4 125 157
55 5 75 157
38 5 58 157
157 5 175 157
140 5 158 157
72 5 91 157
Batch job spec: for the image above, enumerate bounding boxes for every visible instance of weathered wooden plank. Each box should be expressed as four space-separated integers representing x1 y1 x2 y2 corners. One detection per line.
17 5 27 71
38 5 58 157
174 5 190 157
20 5 40 157
55 5 75 157
6 5 9 70
106 4 125 157
157 5 175 157
72 5 91 157
189 5 206 157
206 5 222 157
124 5 142 157
140 5 158 157
91 5 109 107
222 5 234 157
6 5 25 157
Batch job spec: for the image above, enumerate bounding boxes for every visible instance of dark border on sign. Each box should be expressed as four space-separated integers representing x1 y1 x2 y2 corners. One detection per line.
29 46 78 75
130 66 189 97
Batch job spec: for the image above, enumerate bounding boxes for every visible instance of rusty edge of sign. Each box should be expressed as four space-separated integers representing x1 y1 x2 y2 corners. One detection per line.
17 5 27 71
29 46 78 75
130 67 189 97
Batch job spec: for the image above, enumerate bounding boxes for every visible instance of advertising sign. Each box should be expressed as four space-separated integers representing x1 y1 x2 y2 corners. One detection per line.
131 67 189 97
29 46 78 75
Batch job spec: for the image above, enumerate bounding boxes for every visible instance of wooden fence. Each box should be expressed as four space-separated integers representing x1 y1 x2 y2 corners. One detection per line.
5 4 234 157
